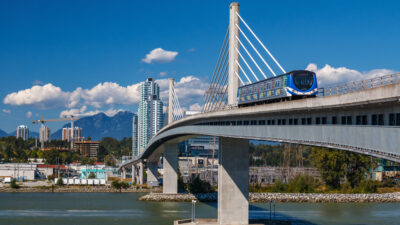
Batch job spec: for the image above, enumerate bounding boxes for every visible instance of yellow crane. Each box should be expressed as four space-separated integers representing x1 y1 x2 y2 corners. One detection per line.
32 115 79 149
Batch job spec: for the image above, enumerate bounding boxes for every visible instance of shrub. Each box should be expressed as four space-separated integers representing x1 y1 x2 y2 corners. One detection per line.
271 179 287 193
88 172 96 179
10 179 20 189
47 174 56 181
120 181 130 189
187 175 213 194
56 177 64 186
288 174 316 193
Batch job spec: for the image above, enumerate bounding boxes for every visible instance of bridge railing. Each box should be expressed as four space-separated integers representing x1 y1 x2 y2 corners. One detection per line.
318 73 400 97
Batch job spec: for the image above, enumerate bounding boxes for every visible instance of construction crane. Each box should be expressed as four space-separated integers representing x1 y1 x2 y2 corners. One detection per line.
32 115 79 150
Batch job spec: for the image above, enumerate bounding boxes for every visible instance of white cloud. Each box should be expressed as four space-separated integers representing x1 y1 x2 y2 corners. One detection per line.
33 80 43 85
26 111 32 118
3 83 69 109
188 48 195 52
158 72 168 77
142 48 178 64
3 75 209 115
306 63 397 86
189 103 202 111
2 109 11 114
60 106 125 118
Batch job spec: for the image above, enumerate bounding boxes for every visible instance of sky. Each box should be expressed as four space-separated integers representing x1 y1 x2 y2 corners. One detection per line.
1 0 400 133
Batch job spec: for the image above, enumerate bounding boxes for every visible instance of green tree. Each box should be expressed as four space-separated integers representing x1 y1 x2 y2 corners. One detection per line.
88 172 96 179
10 179 20 189
187 175 213 194
56 177 64 186
111 180 122 192
311 147 347 189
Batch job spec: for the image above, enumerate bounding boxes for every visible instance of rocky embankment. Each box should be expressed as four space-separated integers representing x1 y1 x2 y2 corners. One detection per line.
140 192 400 203
0 186 157 193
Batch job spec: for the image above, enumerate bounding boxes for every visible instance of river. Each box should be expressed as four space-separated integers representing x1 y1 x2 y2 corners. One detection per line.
0 193 399 225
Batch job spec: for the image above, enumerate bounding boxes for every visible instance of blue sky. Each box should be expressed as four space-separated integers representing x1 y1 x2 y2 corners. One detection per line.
1 0 400 133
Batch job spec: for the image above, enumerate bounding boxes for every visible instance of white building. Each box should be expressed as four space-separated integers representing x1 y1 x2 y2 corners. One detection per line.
62 127 82 142
136 78 164 157
40 125 51 143
16 125 29 141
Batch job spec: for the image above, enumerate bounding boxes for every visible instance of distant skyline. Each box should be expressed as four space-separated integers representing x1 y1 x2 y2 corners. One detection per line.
1 0 400 133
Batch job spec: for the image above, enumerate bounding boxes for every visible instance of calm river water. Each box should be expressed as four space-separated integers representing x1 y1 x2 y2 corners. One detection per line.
0 192 399 225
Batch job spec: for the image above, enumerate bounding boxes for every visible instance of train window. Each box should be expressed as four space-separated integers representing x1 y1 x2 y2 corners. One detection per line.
322 117 327 124
248 87 252 94
231 121 236 126
282 119 286 125
244 120 250 125
251 120 257 125
237 121 243 125
258 120 265 125
271 120 275 125
341 116 346 125
277 119 282 125
347 116 352 125
267 82 271 90
275 80 281 88
316 117 321 125
332 116 337 124
289 119 293 125
371 115 378 125
362 115 368 125
267 120 271 125
389 114 395 126
294 119 298 125
396 113 400 126
378 114 384 125
301 118 306 125
307 118 312 125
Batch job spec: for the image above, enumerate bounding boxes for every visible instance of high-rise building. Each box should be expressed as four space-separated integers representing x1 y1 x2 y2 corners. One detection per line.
136 78 164 157
62 127 82 142
132 114 138 158
40 125 51 143
16 125 29 141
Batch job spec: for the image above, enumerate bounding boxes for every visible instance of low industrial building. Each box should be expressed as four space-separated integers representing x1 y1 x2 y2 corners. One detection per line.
0 163 39 181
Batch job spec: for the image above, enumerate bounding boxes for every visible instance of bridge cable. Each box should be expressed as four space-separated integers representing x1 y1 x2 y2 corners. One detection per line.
236 47 259 82
235 60 252 84
235 24 276 77
207 55 229 112
204 43 229 112
236 12 286 74
212 66 229 111
202 28 229 113
236 35 268 79
234 71 245 85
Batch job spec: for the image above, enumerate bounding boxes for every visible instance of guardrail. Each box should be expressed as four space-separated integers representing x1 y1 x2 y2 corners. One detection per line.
318 73 400 97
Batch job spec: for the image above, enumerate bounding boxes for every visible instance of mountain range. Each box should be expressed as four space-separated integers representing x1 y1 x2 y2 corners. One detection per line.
51 111 134 141
1 111 135 141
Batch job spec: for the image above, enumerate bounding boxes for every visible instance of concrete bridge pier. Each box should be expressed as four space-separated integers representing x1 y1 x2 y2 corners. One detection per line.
163 142 178 194
218 137 249 225
133 161 144 185
121 167 127 180
147 161 158 185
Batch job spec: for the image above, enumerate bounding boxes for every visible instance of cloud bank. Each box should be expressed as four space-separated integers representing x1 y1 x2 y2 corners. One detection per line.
142 48 178 64
306 63 397 86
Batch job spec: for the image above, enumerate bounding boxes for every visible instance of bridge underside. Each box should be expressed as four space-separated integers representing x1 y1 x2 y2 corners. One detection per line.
140 125 400 164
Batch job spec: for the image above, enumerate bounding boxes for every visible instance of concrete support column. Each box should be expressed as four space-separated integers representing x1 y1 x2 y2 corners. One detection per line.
147 161 158 185
163 143 178 194
218 137 249 225
168 78 174 124
131 164 135 183
121 167 126 180
138 162 144 185
228 2 240 106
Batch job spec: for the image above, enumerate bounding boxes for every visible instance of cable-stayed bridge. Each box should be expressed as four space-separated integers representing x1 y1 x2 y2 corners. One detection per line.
121 3 400 225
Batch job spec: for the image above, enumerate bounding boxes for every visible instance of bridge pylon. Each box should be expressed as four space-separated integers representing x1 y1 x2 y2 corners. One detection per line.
228 2 240 106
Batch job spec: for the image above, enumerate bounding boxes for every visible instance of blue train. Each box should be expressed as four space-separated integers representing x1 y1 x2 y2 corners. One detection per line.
237 70 318 106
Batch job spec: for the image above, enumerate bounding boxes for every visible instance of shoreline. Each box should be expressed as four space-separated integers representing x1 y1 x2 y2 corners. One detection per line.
0 186 156 193
139 192 400 203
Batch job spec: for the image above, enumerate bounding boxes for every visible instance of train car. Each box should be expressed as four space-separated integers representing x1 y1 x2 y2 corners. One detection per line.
237 70 317 107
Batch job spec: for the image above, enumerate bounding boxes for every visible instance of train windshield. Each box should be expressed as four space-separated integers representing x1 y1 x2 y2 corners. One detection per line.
293 72 314 90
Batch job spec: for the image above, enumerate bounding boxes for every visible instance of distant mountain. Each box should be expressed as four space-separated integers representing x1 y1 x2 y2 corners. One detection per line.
7 130 39 138
51 111 134 141
0 129 8 137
